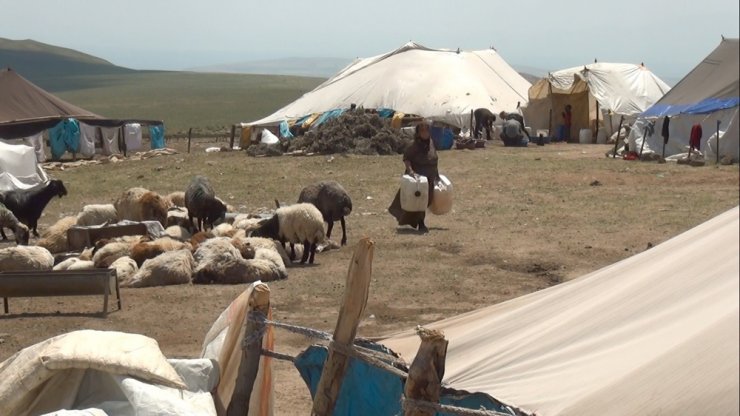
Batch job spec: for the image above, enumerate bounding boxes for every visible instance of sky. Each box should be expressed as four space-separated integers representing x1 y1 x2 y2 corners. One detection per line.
1 0 738 82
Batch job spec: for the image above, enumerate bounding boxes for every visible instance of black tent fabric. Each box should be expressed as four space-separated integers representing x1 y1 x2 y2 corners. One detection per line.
0 67 162 139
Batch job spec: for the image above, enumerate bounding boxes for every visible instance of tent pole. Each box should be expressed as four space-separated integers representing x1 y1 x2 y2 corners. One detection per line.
403 328 448 416
639 123 650 159
595 101 600 144
230 124 236 149
612 115 624 158
715 120 721 164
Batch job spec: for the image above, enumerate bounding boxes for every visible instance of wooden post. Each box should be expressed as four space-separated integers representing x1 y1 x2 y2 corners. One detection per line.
612 115 624 158
311 237 375 416
187 127 192 153
715 120 721 164
594 101 600 144
230 124 237 149
226 283 271 416
403 327 449 416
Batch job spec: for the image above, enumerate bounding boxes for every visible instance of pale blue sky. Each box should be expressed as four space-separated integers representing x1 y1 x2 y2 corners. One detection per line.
1 0 738 81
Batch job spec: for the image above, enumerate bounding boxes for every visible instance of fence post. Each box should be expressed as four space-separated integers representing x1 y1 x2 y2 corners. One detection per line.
403 327 448 416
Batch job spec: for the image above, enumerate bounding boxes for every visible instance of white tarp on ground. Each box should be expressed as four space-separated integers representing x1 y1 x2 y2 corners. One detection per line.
0 139 49 192
246 42 531 129
630 38 739 162
524 63 671 139
383 206 740 416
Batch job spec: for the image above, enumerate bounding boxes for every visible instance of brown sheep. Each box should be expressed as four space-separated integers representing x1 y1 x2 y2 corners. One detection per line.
114 187 168 226
130 237 192 267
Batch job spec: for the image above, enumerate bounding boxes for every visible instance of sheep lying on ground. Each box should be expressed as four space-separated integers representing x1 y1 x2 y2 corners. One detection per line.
121 249 194 288
240 236 291 264
164 225 192 241
114 187 168 226
52 257 95 271
165 207 192 231
109 256 138 285
76 204 117 227
92 237 140 268
130 237 192 267
232 214 263 233
212 223 236 237
166 191 186 208
189 231 214 251
37 216 78 254
0 179 67 237
251 202 325 264
185 176 227 232
298 180 353 245
0 202 30 245
192 237 286 284
0 245 54 271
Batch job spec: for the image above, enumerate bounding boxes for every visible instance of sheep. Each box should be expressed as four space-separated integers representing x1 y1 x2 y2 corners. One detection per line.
164 225 192 241
212 222 236 238
230 237 256 260
250 202 325 264
0 245 54 272
36 216 78 254
192 238 285 284
108 256 138 285
232 214 263 233
166 191 186 208
130 237 192 267
165 207 193 231
121 249 194 288
78 246 94 261
185 176 227 232
92 239 136 268
0 202 30 245
53 257 94 271
189 231 214 252
241 236 291 265
114 187 168 226
76 204 117 227
0 179 67 237
298 180 353 246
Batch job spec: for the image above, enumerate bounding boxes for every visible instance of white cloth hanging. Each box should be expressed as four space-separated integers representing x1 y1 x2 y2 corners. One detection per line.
124 123 142 151
78 123 97 157
100 127 120 156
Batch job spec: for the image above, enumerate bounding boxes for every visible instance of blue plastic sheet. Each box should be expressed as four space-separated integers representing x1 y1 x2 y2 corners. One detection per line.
294 344 516 416
279 120 294 139
641 97 740 117
48 118 80 159
376 108 395 118
149 124 165 149
314 109 345 128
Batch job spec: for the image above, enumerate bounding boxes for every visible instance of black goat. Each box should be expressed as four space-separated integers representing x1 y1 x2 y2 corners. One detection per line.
0 179 68 237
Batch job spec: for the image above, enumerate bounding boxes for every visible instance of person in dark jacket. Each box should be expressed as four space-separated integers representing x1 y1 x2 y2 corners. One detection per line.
499 111 531 140
388 121 439 232
473 108 496 140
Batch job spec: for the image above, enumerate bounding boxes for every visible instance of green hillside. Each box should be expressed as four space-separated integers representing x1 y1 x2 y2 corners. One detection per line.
0 38 134 82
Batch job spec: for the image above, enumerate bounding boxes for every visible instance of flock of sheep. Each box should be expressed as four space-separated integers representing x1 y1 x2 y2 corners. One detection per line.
0 176 353 288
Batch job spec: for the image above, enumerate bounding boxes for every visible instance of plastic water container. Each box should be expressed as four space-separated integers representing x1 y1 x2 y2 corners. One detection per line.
430 175 453 215
400 174 428 212
596 129 608 144
579 128 593 144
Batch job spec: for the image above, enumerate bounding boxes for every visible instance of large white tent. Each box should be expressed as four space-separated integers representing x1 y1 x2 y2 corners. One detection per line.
629 38 739 162
383 206 739 415
0 140 48 192
246 42 531 129
523 63 670 142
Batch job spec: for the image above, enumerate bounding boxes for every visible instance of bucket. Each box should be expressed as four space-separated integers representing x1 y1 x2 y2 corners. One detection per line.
579 128 593 144
596 129 607 144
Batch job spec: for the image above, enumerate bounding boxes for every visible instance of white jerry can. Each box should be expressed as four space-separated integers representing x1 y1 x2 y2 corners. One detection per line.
400 174 429 212
429 175 453 215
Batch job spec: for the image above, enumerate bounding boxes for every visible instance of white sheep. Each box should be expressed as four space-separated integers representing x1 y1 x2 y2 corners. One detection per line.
114 187 168 225
0 245 54 272
37 216 78 254
164 225 192 241
76 204 118 227
121 249 194 288
232 214 262 233
92 239 138 268
192 237 286 284
109 256 138 284
211 222 236 237
250 203 325 264
166 207 192 230
241 236 291 264
166 191 186 208
130 237 192 266
53 257 95 271
0 202 30 245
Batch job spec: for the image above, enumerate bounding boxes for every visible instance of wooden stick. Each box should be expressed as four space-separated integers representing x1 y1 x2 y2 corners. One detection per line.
716 120 721 164
230 124 236 149
187 127 192 153
311 237 375 416
594 101 599 144
404 327 449 416
226 283 271 416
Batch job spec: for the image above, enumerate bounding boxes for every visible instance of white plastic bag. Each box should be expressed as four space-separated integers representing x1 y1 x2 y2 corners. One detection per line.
430 175 453 215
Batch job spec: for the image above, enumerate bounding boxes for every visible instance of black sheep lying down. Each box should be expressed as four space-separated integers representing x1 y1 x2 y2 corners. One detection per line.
0 179 67 237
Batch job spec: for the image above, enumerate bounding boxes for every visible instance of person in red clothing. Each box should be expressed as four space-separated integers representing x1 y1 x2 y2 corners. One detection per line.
561 104 572 142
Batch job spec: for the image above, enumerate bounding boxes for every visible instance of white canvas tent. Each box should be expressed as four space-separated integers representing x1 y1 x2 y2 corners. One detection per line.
523 63 670 142
629 38 739 162
0 140 49 192
383 206 739 415
245 42 531 129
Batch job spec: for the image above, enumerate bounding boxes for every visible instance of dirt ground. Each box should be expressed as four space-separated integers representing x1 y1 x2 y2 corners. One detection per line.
1 138 738 414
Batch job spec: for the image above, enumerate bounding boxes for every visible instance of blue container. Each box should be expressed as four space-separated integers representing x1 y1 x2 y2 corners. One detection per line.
431 126 454 150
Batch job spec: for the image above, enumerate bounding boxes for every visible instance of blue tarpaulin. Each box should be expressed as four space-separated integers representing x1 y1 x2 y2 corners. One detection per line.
314 109 345 128
279 120 294 139
149 124 165 149
641 97 740 118
48 118 80 159
431 126 454 150
295 344 516 416
377 108 395 118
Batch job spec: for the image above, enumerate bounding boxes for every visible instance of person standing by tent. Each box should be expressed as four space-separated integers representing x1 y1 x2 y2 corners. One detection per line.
500 111 531 141
473 108 496 140
388 121 439 233
561 104 572 142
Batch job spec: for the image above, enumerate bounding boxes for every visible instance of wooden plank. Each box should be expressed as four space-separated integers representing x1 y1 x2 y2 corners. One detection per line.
404 327 449 416
311 237 375 416
227 283 271 416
